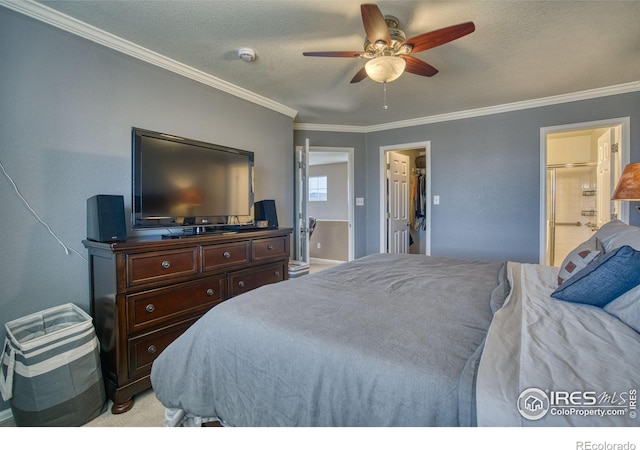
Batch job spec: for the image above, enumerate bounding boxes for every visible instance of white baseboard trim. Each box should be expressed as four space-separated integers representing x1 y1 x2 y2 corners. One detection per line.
310 258 345 265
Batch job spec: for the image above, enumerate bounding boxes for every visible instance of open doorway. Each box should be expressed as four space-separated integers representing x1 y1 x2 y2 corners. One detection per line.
540 118 630 265
295 141 354 273
308 147 354 265
379 141 431 255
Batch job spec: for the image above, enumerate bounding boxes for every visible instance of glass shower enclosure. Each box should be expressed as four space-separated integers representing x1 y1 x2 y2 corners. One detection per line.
546 163 598 266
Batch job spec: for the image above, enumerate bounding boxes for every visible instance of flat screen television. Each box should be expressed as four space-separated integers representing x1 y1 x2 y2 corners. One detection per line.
132 127 254 231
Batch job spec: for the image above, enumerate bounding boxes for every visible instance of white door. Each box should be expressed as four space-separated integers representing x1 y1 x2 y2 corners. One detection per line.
294 139 310 263
387 151 410 253
596 130 613 229
596 127 622 227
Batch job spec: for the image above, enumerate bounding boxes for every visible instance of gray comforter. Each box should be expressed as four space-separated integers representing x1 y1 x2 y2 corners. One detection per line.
150 253 507 426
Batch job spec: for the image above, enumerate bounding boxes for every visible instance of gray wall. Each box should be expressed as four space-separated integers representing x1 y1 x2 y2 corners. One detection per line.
308 162 348 220
0 8 293 412
296 92 640 263
365 94 640 262
307 163 350 261
309 221 349 261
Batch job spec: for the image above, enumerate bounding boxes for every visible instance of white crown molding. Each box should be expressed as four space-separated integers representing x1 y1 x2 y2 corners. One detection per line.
4 1 638 132
293 123 367 133
295 80 640 133
0 0 298 119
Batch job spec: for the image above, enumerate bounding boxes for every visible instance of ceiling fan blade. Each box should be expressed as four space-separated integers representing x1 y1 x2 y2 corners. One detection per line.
303 51 363 58
350 67 368 83
404 22 475 54
400 55 439 77
361 4 390 46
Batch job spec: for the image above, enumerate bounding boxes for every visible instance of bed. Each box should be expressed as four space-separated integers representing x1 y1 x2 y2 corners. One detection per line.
150 220 640 427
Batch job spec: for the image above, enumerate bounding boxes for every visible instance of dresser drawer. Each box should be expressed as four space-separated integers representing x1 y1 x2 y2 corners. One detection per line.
128 319 197 379
202 241 250 272
229 261 286 297
126 248 199 287
252 237 288 262
126 276 226 334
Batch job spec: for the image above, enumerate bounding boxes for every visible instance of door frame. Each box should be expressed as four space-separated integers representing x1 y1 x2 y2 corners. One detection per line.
379 141 432 255
539 117 630 263
301 145 355 262
311 145 355 261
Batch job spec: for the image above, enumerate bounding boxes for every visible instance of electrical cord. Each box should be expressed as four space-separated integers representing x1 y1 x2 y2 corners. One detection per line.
0 159 87 262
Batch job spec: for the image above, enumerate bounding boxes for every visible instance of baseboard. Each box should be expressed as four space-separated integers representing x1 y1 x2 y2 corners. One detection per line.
310 257 345 265
0 407 13 425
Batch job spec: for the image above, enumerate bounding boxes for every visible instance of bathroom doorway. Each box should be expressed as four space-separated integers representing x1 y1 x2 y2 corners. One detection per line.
540 118 629 265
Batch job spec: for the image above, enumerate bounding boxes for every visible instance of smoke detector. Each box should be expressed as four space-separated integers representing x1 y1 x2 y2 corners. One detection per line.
238 48 256 62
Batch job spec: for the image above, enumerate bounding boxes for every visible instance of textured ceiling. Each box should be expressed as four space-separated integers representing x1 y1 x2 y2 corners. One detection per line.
27 1 640 127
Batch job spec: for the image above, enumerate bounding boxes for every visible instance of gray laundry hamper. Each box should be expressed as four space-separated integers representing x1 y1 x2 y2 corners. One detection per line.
0 303 107 426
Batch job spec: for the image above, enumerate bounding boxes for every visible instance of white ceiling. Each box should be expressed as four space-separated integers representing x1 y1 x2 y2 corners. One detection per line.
15 1 640 127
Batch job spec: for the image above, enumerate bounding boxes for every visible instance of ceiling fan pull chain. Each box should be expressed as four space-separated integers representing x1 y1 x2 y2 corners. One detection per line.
383 81 389 110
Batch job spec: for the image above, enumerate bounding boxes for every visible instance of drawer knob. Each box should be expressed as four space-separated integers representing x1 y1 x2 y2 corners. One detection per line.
147 345 157 354
223 251 231 258
238 281 245 288
206 288 215 296
274 271 280 277
267 245 274 251
145 304 156 313
161 260 171 269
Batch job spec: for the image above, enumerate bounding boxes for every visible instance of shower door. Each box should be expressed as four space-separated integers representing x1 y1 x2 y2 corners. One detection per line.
546 164 597 266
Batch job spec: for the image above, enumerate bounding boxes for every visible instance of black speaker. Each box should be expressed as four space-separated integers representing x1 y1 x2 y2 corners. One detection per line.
254 199 278 229
87 195 127 242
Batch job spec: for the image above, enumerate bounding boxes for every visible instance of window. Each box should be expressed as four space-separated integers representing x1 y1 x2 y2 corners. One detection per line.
309 176 327 202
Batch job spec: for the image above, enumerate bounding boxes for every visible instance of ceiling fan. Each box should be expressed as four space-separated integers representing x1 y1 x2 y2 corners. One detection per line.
303 3 475 84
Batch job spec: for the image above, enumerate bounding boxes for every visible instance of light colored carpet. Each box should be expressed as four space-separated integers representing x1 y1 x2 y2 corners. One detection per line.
84 389 165 427
0 389 165 427
309 259 344 274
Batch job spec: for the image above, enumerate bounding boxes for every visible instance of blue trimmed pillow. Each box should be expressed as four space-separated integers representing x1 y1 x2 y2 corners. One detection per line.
551 245 640 307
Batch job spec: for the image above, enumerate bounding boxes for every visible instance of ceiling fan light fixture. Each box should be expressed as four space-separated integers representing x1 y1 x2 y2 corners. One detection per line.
398 44 413 54
374 40 387 49
365 55 406 83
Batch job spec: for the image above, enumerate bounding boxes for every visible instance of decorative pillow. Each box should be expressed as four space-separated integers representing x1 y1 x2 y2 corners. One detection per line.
551 245 640 307
556 237 602 285
594 219 640 252
604 284 640 333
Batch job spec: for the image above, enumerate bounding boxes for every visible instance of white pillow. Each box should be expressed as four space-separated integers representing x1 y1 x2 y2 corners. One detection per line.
604 284 640 333
594 219 640 252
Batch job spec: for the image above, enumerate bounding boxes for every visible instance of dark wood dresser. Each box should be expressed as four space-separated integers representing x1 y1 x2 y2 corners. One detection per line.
83 228 292 413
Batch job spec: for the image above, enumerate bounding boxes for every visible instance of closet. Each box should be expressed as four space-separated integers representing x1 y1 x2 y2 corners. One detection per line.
394 149 427 254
